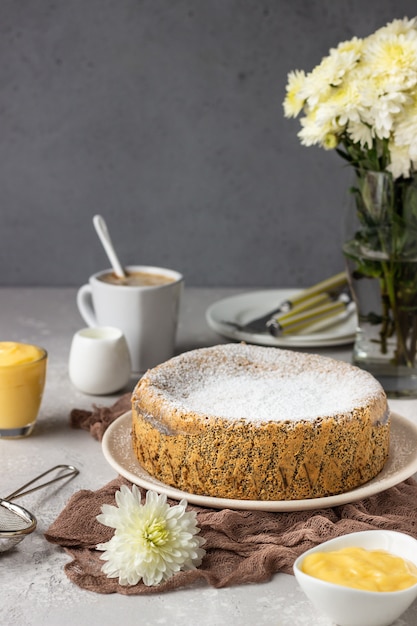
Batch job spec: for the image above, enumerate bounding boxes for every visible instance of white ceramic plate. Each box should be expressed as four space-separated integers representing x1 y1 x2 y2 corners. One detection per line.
206 289 357 348
102 411 417 512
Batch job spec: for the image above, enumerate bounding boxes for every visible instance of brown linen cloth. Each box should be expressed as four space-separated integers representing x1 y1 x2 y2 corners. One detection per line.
45 395 417 595
69 392 131 441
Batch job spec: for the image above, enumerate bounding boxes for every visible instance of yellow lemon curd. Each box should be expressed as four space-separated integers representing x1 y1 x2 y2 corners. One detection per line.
301 546 417 592
0 342 47 430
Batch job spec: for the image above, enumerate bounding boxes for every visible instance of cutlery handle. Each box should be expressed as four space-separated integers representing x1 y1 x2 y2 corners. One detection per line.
268 297 348 337
274 292 332 322
286 271 348 309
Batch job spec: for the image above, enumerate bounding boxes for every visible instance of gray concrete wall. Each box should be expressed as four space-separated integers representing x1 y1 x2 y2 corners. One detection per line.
0 0 414 287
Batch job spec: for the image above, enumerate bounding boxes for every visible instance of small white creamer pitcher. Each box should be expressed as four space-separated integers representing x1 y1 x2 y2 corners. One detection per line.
68 326 131 395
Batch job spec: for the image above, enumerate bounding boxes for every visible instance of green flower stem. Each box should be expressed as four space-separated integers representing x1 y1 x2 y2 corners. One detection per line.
410 318 417 363
348 169 417 370
379 281 390 355
378 242 414 368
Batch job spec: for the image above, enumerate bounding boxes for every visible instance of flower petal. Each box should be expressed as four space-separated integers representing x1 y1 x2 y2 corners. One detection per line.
96 487 206 586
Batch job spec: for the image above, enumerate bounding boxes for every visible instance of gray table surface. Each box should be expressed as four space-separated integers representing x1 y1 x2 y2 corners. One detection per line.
1 287 417 626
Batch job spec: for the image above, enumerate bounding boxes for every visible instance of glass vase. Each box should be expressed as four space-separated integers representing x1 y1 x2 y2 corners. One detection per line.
343 169 417 397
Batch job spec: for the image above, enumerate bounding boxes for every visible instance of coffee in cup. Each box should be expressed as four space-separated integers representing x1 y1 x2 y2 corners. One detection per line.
97 270 176 287
77 265 183 373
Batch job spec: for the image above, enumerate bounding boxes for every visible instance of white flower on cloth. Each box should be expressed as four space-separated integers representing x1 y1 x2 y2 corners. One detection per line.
96 485 206 586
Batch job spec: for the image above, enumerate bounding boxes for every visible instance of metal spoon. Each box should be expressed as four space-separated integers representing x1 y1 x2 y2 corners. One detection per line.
93 214 126 279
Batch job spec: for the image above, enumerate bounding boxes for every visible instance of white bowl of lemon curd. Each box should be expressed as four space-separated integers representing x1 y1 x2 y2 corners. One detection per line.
293 530 417 626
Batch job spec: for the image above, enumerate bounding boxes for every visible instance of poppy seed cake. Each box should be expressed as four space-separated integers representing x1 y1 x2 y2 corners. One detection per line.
131 344 390 501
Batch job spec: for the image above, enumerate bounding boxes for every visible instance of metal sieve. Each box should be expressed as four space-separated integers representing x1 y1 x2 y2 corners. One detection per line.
0 464 79 553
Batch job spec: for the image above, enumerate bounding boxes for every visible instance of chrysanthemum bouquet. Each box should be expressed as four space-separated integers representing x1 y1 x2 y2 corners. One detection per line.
283 17 417 178
284 17 417 386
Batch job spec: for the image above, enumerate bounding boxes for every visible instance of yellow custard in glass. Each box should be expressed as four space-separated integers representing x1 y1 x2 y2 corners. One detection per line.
0 342 47 436
301 546 417 592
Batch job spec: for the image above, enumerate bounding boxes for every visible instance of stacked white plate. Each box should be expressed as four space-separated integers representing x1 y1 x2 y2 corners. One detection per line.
206 289 358 348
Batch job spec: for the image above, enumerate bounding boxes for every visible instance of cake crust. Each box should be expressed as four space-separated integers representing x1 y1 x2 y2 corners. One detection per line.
131 344 390 501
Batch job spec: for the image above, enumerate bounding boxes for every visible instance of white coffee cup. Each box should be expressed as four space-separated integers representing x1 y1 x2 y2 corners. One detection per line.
76 265 183 373
68 326 131 395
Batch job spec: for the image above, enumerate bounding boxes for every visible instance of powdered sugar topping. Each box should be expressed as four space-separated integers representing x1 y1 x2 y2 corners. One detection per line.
142 344 386 423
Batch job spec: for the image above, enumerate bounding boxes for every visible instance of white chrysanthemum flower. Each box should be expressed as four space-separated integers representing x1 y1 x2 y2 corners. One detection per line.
297 111 341 149
372 17 417 38
301 53 353 108
283 70 307 118
362 29 417 92
387 141 413 179
393 91 417 159
346 120 373 149
330 36 364 60
315 79 364 128
370 91 410 138
96 486 206 587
